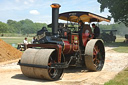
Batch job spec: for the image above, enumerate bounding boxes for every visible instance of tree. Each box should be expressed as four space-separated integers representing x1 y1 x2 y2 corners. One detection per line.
7 19 20 33
99 23 128 36
97 0 128 26
0 21 8 33
35 23 46 32
19 19 47 35
1 19 48 35
19 19 35 34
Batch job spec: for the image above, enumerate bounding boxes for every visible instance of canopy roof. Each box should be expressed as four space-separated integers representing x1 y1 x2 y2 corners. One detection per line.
59 11 110 23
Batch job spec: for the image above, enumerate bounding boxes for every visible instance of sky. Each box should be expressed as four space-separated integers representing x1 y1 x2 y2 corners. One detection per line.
0 0 113 24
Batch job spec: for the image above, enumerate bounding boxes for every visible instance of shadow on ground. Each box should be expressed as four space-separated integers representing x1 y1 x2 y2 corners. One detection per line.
64 67 88 73
11 74 56 82
11 67 88 82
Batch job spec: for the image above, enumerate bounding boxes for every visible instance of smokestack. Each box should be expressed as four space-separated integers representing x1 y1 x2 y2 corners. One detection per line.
51 4 61 35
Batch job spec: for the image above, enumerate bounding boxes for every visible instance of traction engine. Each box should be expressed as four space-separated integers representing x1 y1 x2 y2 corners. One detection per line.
18 4 110 80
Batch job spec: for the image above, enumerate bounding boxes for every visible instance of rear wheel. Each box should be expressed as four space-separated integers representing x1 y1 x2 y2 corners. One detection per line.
85 39 105 71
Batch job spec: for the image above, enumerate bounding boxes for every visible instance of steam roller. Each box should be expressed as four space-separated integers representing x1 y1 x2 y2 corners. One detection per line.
18 3 110 80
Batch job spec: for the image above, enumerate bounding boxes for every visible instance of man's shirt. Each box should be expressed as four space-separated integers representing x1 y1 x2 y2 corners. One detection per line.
94 26 100 38
23 40 28 44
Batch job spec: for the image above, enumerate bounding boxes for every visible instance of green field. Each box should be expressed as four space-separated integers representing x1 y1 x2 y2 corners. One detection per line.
104 38 128 53
105 67 128 85
0 37 33 47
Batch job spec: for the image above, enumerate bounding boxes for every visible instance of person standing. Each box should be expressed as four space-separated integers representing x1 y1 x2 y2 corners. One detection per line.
78 20 85 47
32 36 36 44
78 20 85 33
92 23 100 39
23 37 28 50
23 37 28 45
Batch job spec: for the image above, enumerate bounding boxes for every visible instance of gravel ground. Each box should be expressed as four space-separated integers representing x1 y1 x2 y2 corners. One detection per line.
0 47 128 85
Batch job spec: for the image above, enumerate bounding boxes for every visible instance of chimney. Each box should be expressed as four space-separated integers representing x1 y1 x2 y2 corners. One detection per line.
51 4 61 35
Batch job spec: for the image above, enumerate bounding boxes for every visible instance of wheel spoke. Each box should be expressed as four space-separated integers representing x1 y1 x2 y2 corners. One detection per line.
93 45 101 68
48 55 62 79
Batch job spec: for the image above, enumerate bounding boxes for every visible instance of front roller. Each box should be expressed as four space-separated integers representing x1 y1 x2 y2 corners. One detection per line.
19 48 63 80
85 39 105 71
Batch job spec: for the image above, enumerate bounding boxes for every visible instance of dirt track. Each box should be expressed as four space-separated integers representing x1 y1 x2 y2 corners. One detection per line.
0 47 128 85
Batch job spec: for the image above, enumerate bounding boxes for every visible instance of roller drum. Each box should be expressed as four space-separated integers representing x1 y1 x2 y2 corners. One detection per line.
20 48 63 80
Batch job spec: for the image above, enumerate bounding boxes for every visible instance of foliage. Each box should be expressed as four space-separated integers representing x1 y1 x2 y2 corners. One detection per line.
0 21 8 33
5 19 47 35
99 23 128 36
97 0 128 26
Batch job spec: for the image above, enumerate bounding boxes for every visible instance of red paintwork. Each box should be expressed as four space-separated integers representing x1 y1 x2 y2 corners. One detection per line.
71 34 79 51
82 32 89 46
82 33 94 46
57 45 62 63
63 40 72 54
63 33 79 54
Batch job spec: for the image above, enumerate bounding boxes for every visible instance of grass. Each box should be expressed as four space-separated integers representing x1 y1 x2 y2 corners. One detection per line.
113 47 128 53
104 38 128 53
116 37 125 42
0 37 32 47
105 42 128 53
105 67 128 85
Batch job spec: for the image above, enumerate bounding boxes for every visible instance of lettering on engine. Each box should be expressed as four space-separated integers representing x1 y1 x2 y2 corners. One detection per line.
37 32 46 40
69 13 76 16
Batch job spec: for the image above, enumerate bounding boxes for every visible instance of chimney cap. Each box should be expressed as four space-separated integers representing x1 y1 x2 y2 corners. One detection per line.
51 3 61 8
